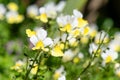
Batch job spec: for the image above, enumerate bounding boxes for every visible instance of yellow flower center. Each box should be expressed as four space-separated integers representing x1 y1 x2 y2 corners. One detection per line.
32 40 44 50
60 24 71 33
78 18 88 28
73 57 80 64
53 72 60 80
80 37 89 44
51 45 64 57
83 26 89 35
90 30 97 38
26 29 36 37
105 56 112 63
72 29 80 37
40 13 48 23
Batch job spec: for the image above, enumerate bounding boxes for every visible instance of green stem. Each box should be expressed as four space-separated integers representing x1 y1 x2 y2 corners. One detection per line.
25 51 40 80
80 32 108 75
34 52 42 79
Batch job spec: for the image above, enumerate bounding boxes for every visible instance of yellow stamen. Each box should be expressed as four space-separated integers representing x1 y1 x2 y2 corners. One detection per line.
51 45 64 57
60 24 71 33
40 13 48 23
32 40 44 50
78 18 88 28
105 56 112 63
83 26 89 35
26 29 36 37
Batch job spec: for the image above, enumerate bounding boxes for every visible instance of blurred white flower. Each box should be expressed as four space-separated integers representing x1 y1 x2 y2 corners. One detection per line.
27 5 39 18
88 24 98 38
108 32 120 52
62 49 75 62
101 49 118 63
0 4 6 20
11 60 24 72
115 68 120 77
57 15 77 33
53 66 66 80
94 30 109 44
89 43 101 56
73 9 88 28
58 75 66 80
6 11 24 24
37 1 66 23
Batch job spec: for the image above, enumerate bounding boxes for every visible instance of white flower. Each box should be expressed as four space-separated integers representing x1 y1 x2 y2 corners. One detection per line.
57 15 77 33
73 9 88 28
11 60 24 72
26 28 53 51
37 1 66 23
58 75 66 80
94 30 109 44
5 11 24 24
0 4 6 20
101 49 118 63
88 24 98 38
53 66 66 80
109 39 120 52
27 5 39 18
89 43 101 55
115 68 120 77
78 52 84 59
62 49 75 62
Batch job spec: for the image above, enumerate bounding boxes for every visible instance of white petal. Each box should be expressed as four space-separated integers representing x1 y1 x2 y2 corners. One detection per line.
36 28 47 40
43 37 53 47
58 75 66 80
30 35 38 45
101 53 107 60
73 9 83 18
56 1 66 12
39 7 46 14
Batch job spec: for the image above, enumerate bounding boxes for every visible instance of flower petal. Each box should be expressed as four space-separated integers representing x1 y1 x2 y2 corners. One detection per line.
30 35 38 45
36 28 47 40
43 37 53 47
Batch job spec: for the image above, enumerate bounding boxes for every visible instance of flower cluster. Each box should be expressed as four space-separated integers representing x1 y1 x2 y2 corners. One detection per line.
0 2 24 24
10 1 120 80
